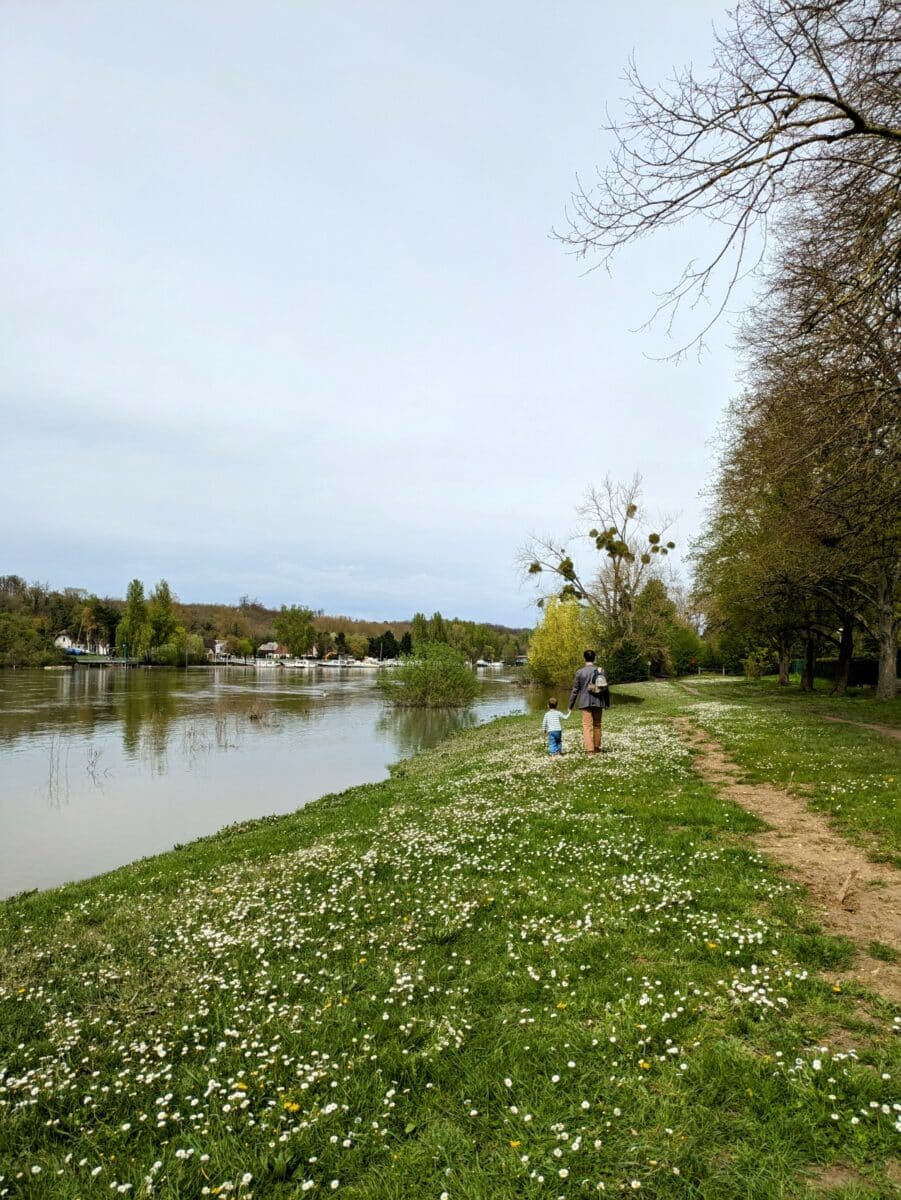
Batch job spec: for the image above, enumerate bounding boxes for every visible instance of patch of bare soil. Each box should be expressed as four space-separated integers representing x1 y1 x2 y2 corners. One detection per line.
673 717 901 1003
805 1161 873 1192
820 715 901 743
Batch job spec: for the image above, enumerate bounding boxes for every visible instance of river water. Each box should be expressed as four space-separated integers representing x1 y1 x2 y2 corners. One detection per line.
0 665 545 899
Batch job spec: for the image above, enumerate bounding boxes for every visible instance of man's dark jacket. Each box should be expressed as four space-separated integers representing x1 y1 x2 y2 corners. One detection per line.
569 663 609 711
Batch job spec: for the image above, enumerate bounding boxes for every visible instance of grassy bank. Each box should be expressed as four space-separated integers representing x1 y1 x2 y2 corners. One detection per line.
1 683 899 1198
663 678 901 866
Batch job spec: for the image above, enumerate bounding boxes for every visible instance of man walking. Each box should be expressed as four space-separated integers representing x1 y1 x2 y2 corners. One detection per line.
566 650 609 754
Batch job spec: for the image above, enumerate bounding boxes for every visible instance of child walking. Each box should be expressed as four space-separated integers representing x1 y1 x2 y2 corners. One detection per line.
541 698 569 757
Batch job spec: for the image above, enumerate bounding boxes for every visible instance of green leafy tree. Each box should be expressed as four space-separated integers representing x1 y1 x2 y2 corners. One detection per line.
148 580 178 650
274 605 315 657
90 599 121 650
668 622 706 677
632 580 678 675
224 635 253 660
116 579 151 661
410 613 429 651
428 612 448 644
316 629 334 658
527 598 603 687
369 629 400 659
500 636 519 665
346 633 370 660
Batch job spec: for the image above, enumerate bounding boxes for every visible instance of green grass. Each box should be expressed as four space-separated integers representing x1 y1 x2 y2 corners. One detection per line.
1 687 899 1198
652 677 901 865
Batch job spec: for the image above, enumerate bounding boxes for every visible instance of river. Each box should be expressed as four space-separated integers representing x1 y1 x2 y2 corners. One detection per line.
0 665 546 898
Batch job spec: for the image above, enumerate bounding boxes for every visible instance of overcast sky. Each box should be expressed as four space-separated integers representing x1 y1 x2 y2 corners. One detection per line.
1 1 749 627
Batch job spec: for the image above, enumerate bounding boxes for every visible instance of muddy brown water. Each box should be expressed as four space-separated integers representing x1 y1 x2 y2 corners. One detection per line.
0 666 547 898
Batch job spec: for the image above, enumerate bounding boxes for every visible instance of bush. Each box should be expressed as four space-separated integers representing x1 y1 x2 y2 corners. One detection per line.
378 643 479 708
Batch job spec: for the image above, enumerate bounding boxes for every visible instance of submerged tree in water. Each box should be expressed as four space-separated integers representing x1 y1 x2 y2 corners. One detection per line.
378 643 478 708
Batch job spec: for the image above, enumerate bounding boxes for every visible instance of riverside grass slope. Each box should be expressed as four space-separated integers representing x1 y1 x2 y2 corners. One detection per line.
1 682 899 1199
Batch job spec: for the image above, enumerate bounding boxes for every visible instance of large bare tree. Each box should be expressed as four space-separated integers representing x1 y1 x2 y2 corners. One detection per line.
520 475 675 638
561 0 901 348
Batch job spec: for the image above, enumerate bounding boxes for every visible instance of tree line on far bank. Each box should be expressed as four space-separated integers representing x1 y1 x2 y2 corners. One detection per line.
270 605 526 664
0 576 529 668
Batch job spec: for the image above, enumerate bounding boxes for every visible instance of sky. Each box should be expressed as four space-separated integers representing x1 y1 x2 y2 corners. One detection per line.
1 1 750 627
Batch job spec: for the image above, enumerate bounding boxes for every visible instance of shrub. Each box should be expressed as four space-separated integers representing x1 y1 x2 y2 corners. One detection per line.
378 643 479 708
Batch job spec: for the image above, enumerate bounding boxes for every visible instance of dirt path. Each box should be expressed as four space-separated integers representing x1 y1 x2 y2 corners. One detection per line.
820 715 901 742
673 716 901 1003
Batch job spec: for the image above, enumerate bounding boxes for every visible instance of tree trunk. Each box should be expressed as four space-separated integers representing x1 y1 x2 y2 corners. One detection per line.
777 641 790 686
800 633 816 692
875 566 898 701
831 618 854 696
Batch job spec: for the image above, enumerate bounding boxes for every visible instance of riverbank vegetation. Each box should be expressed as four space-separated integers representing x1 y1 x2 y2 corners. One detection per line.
1 680 898 1197
377 642 479 708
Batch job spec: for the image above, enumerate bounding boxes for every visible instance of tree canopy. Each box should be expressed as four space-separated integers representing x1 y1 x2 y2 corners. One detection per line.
562 0 901 349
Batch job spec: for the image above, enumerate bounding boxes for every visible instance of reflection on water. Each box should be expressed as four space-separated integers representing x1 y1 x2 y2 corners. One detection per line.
376 704 485 757
0 666 547 898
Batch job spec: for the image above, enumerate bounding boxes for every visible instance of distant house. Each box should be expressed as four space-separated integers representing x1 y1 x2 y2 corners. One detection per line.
53 631 109 656
257 641 291 658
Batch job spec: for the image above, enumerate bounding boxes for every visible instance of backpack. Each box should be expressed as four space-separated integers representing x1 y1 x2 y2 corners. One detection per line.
586 667 608 694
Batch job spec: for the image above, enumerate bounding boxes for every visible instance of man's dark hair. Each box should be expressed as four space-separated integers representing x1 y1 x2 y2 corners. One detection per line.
584 650 596 662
